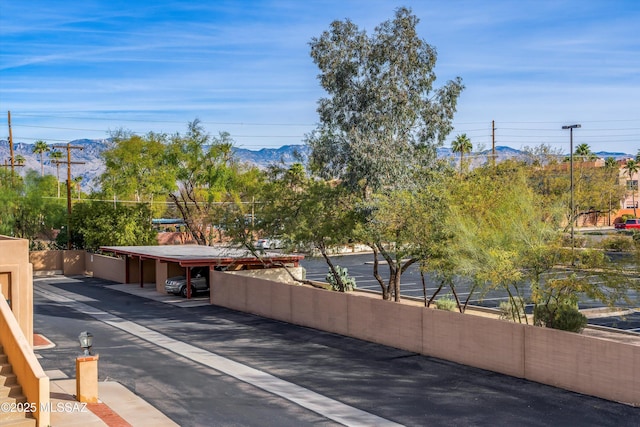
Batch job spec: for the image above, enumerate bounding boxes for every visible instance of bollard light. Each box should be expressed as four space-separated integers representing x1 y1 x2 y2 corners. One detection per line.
78 331 93 356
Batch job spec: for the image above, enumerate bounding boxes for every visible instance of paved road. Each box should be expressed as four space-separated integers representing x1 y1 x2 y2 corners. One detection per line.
300 253 640 331
33 276 639 426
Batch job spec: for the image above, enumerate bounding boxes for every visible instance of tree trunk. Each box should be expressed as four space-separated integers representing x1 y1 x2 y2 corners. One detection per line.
371 245 391 300
320 243 345 292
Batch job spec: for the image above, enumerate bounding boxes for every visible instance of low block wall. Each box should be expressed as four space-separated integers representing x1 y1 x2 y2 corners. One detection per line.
210 271 639 406
423 308 526 378
30 250 86 275
86 253 126 283
524 325 640 406
30 250 63 272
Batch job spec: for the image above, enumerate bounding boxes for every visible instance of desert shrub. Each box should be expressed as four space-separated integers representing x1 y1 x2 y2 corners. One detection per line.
561 234 586 248
499 297 526 322
599 235 634 252
435 295 457 311
534 303 587 333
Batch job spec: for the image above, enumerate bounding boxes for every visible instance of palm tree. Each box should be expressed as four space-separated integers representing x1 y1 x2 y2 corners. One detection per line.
15 154 26 166
574 143 594 162
451 133 472 173
32 140 50 176
604 157 618 169
49 150 63 197
624 159 639 217
73 176 83 200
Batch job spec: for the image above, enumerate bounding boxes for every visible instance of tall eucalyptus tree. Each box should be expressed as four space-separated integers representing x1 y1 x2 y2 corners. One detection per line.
306 7 464 301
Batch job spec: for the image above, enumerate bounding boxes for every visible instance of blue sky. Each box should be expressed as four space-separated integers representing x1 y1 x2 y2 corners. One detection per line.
1 0 639 154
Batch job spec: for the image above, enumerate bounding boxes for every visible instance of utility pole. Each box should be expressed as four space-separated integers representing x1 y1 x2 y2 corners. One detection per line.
53 143 85 249
7 111 15 175
491 120 496 166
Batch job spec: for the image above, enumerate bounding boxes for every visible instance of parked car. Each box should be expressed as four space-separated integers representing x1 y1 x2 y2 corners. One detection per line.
615 218 640 230
256 237 284 250
165 267 210 297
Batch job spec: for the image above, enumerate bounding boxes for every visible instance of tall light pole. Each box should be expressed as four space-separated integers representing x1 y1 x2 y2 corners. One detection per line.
562 124 581 265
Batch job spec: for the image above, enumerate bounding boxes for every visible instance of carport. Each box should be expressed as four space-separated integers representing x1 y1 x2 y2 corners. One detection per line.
100 245 304 299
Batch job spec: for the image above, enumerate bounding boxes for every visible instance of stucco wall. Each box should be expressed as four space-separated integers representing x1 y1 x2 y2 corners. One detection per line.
30 250 64 272
86 253 126 283
0 236 33 346
0 296 50 427
210 271 639 406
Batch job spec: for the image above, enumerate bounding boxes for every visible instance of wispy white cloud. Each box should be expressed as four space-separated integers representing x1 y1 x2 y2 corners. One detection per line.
0 0 638 153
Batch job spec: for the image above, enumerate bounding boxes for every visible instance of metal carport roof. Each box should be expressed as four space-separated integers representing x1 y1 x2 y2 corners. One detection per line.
99 245 304 298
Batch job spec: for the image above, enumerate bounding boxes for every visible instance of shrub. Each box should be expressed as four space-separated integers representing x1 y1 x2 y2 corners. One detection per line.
534 303 587 333
499 297 526 322
599 235 634 252
435 295 457 311
326 265 357 292
561 233 586 248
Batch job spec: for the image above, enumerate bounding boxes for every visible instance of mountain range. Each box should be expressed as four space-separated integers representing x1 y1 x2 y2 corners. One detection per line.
0 139 633 191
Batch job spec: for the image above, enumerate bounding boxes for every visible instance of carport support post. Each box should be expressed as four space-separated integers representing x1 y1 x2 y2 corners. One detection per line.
139 257 144 288
186 266 192 299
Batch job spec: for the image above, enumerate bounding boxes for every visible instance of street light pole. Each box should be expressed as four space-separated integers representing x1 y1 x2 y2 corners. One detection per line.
562 124 581 265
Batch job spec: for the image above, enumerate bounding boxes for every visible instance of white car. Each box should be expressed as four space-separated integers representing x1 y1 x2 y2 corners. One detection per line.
256 237 284 250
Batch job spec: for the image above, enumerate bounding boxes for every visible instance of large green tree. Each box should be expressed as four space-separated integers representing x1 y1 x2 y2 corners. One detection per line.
99 120 264 246
306 7 463 301
64 201 157 251
251 164 359 290
307 6 464 196
0 169 65 245
165 121 263 246
99 130 174 204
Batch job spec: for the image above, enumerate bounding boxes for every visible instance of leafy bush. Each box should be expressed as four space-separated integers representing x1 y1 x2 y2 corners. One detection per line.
435 295 457 311
499 297 526 322
599 235 634 252
561 234 586 248
326 265 357 292
534 303 587 333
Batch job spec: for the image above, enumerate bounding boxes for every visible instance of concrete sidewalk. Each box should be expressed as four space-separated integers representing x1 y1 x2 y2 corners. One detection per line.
34 333 177 427
48 379 178 427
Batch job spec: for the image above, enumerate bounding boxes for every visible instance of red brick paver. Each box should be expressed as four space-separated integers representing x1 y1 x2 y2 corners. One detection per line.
33 333 53 348
87 402 133 427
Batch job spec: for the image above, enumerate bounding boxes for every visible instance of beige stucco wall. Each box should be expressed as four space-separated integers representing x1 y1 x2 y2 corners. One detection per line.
423 308 526 378
0 296 50 427
86 253 126 283
0 236 33 346
63 250 86 275
0 236 49 426
524 325 640 406
30 250 64 272
30 250 86 275
210 271 639 406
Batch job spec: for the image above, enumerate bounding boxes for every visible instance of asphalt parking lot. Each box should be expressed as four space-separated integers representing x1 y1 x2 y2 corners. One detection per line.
299 252 640 333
